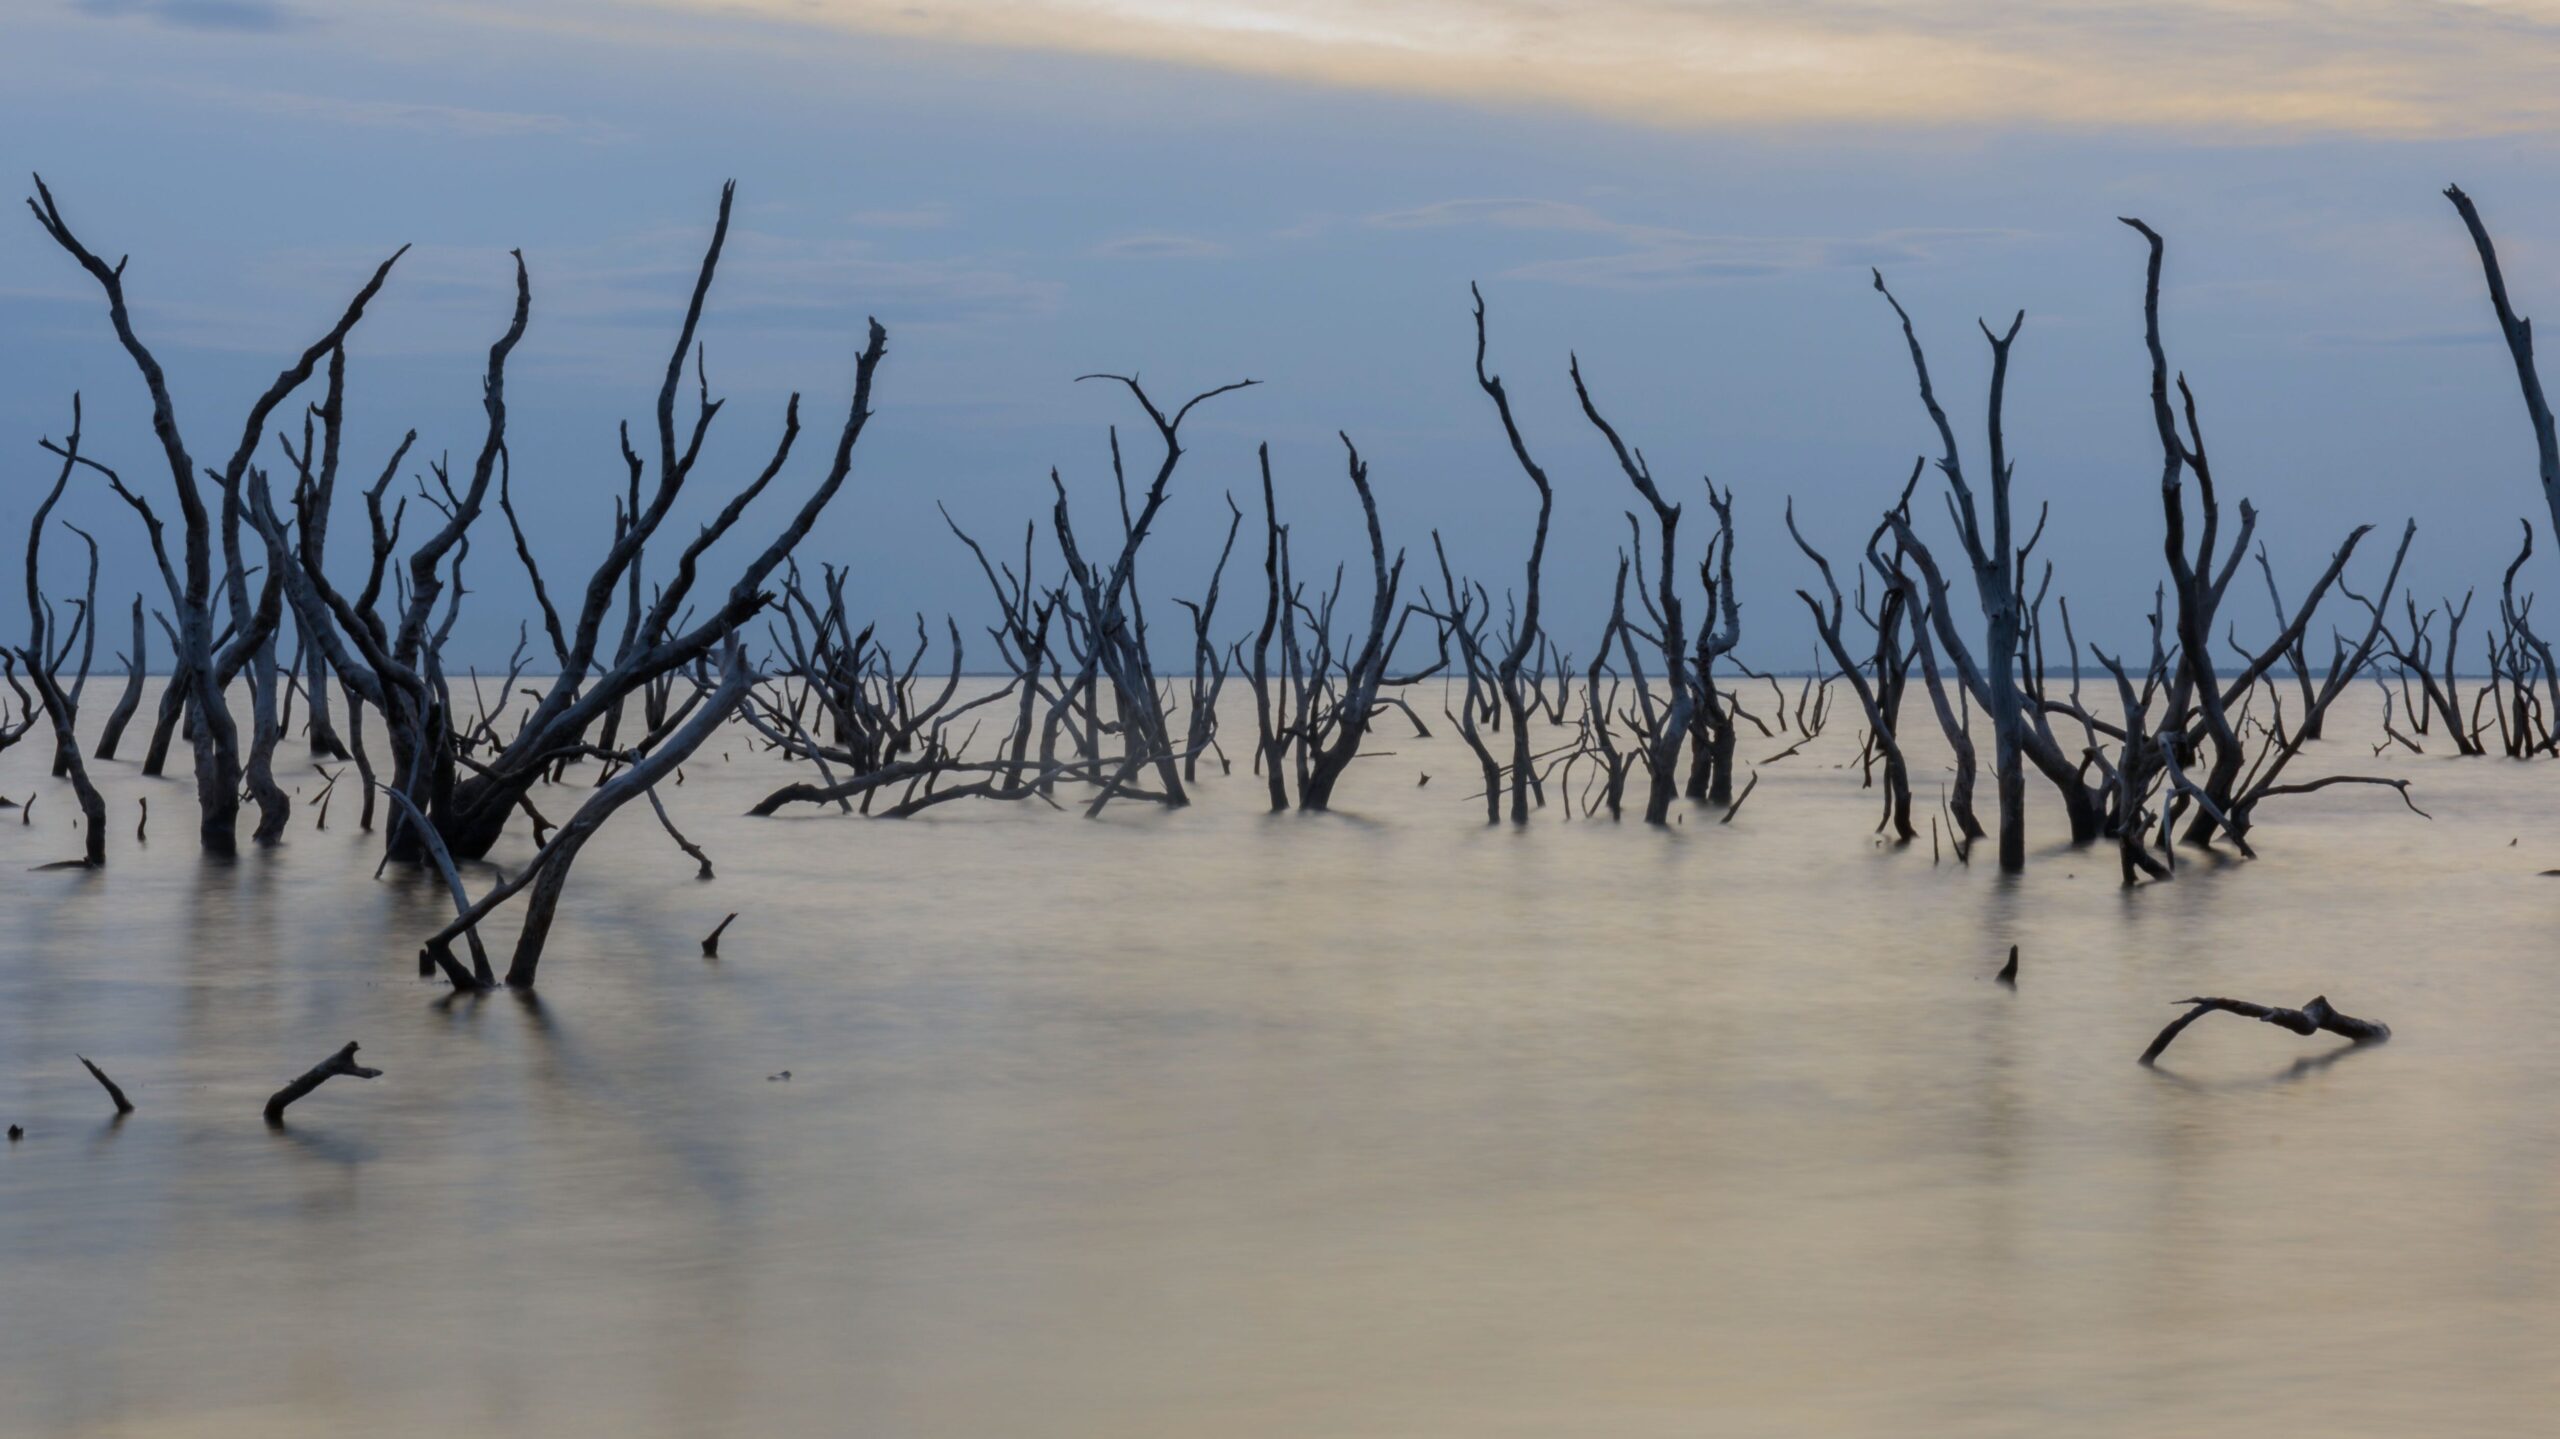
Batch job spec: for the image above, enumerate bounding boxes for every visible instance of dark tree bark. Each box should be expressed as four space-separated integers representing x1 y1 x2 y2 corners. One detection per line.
1872 271 2030 870
2140 995 2390 1066
2446 185 2560 547
93 595 146 760
263 1041 382 1124
29 175 404 855
1470 285 1558 825
22 397 110 868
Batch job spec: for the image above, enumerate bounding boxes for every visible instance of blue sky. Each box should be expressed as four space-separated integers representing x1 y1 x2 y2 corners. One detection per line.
9 0 2560 669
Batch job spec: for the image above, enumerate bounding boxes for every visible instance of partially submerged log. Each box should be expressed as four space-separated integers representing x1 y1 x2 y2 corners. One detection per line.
263 1041 382 1124
1996 945 2019 986
702 912 738 957
77 1054 132 1114
2139 995 2389 1066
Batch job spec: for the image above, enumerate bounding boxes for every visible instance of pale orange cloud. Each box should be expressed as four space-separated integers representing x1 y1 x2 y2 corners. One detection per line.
625 0 2560 137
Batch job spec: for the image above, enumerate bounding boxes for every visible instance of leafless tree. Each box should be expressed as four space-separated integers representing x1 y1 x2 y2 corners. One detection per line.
1790 498 1914 840
1468 286 1560 825
2446 185 2560 547
1046 376 1255 815
243 182 888 879
1869 271 2038 869
21 397 109 867
92 595 146 762
1238 435 1433 812
1571 356 1745 824
30 174 404 854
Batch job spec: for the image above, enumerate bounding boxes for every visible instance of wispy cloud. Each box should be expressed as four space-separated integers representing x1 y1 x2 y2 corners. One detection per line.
616 0 2560 140
206 88 623 141
217 221 1066 374
849 205 957 230
1370 197 2019 288
6 214 1059 386
1090 233 1229 260
70 0 304 33
2303 329 2498 349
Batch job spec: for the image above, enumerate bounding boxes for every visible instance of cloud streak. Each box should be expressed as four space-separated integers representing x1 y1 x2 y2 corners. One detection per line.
627 0 2560 139
1090 233 1229 259
71 0 304 33
207 88 623 141
1370 197 2021 287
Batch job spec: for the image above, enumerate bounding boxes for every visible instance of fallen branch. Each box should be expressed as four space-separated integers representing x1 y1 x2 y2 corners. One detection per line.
2139 995 2390 1066
77 1054 133 1114
380 785 495 990
1719 770 1760 825
648 786 715 878
262 1041 382 1123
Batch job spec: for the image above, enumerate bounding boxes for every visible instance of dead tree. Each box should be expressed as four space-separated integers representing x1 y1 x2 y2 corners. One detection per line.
2119 219 2415 851
1246 445 1295 811
750 509 1123 819
1871 271 2035 869
21 398 110 868
1566 560 1639 819
414 645 753 989
38 518 99 781
250 182 889 871
2445 187 2560 752
288 346 355 762
1860 476 1984 840
92 595 146 760
1238 434 1428 812
2494 521 2560 755
2355 588 2477 753
2446 185 2560 548
1050 375 1256 816
2087 594 2178 884
1571 355 1728 824
1469 285 1558 824
30 174 403 855
740 581 1035 818
1683 482 1748 805
1423 532 1509 823
1789 497 1914 840
246 259 526 866
762 565 966 780
1174 494 1244 783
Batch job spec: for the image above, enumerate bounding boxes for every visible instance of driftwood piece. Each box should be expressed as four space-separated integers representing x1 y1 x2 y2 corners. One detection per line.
702 912 738 957
2139 995 2389 1066
1996 945 2018 986
380 786 495 989
1718 770 1759 824
262 1041 382 1124
77 1054 132 1114
648 786 715 878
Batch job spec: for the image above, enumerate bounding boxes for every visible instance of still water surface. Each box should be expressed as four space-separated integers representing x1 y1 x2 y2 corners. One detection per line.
3 683 2556 1436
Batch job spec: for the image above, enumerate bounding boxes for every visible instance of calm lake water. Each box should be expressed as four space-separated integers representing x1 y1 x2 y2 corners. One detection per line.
3 680 2556 1437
